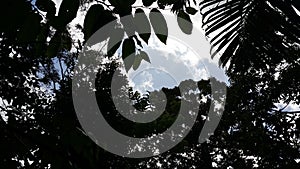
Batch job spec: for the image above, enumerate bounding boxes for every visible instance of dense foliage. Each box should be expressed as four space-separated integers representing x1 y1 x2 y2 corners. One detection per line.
0 0 299 168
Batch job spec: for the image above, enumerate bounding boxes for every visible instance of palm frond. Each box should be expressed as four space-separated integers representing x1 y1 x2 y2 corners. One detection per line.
200 0 300 67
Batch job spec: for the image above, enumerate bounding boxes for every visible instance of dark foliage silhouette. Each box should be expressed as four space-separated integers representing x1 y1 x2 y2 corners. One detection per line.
0 0 299 168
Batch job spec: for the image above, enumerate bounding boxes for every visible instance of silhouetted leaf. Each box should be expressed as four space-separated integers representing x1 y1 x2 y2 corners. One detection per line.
58 0 79 22
133 54 142 70
142 0 156 7
83 5 104 40
83 4 104 40
140 51 151 63
36 0 56 17
186 7 197 15
83 4 116 42
108 28 124 56
177 10 193 34
121 14 136 37
122 38 136 71
157 0 167 9
199 0 250 66
108 0 118 6
149 8 168 44
110 0 135 6
110 0 135 16
134 8 151 44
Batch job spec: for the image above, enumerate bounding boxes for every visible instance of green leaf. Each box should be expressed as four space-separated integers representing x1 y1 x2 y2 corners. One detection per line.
121 14 136 37
149 8 168 44
140 51 151 63
134 8 151 44
186 7 198 15
133 54 142 70
107 28 124 57
142 0 155 7
177 10 193 35
122 38 136 71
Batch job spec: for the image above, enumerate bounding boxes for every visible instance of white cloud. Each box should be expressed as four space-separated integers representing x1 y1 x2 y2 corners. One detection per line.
128 35 227 93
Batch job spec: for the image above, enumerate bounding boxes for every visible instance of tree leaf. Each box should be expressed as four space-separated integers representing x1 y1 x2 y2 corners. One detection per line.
134 8 151 44
142 0 155 7
122 38 136 71
149 8 168 44
133 54 142 70
110 0 134 16
108 0 118 6
36 0 56 17
83 4 116 42
157 0 166 9
186 7 198 15
57 0 79 26
122 38 135 59
177 10 193 35
121 14 136 37
140 51 151 63
219 37 239 66
107 28 124 57
83 4 104 40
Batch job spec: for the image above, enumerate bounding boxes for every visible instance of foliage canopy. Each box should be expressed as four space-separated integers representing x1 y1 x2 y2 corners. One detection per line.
0 0 299 168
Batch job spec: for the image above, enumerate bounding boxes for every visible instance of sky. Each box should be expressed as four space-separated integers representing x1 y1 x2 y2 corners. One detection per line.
129 37 204 90
126 35 227 94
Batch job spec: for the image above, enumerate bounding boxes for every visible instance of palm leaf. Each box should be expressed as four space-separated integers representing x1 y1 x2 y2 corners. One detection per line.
200 0 300 67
